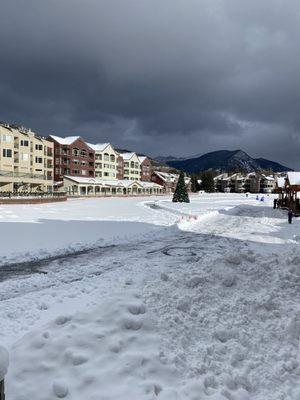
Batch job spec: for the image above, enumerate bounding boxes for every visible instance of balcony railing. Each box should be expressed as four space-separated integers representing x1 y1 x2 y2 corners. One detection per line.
0 170 46 179
0 191 66 199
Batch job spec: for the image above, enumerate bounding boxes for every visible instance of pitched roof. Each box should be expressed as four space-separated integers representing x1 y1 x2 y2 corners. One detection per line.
49 135 81 145
287 172 300 186
277 177 286 188
63 176 162 188
138 156 147 163
153 171 178 182
87 143 110 152
120 152 136 160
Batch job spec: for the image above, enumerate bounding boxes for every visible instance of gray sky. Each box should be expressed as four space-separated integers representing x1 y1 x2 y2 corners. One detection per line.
1 0 300 168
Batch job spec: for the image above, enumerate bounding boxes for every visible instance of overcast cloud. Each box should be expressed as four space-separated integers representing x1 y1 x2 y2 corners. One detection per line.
1 0 300 167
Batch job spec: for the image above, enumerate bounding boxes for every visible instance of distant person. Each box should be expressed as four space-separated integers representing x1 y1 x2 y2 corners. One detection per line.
273 199 277 209
256 195 259 201
260 196 264 202
288 209 294 224
245 193 249 198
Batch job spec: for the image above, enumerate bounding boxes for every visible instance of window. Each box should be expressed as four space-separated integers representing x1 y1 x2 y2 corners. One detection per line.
104 172 109 176
110 155 115 162
80 150 87 157
131 161 134 168
35 144 43 151
21 153 29 161
82 170 88 175
104 153 109 161
2 134 12 142
20 140 29 146
35 157 43 163
3 149 12 157
73 148 79 156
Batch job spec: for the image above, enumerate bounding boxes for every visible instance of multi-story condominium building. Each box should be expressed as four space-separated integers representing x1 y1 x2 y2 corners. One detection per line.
139 156 152 181
0 123 53 192
49 135 95 182
87 143 119 180
120 152 141 181
215 172 277 193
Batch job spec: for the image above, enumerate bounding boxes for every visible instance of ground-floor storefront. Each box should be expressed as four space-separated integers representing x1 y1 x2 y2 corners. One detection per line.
63 176 164 197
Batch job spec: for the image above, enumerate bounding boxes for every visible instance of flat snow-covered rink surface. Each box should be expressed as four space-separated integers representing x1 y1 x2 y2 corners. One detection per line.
1 194 300 400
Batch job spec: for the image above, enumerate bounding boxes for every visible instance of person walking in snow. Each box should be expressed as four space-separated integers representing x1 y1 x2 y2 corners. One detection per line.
288 209 294 224
273 198 277 209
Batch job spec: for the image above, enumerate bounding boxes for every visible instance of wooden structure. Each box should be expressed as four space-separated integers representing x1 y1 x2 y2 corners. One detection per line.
277 173 300 215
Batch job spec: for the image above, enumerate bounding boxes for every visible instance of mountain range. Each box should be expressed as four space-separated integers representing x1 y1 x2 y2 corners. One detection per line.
155 150 292 174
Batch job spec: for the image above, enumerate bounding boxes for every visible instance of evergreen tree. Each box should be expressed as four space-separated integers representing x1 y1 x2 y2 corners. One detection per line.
173 171 190 203
191 174 200 193
200 171 215 192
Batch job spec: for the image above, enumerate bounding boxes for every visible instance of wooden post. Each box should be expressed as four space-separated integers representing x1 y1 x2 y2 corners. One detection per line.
0 379 5 400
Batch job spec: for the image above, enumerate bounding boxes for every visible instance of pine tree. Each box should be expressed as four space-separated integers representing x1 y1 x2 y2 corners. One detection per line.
200 171 215 192
173 171 190 203
191 175 200 193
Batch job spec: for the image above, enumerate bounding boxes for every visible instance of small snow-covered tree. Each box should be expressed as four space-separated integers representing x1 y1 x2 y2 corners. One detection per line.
173 171 190 203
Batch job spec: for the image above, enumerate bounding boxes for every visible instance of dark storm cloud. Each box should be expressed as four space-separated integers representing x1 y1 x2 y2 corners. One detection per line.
1 0 300 167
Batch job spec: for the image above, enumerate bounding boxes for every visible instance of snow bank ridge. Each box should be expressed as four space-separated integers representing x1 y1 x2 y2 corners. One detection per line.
6 292 177 400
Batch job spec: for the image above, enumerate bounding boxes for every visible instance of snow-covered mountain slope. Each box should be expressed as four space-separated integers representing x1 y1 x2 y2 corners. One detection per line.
164 150 292 173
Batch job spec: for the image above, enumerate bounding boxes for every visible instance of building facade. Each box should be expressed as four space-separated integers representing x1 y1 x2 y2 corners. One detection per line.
214 172 277 193
88 143 119 180
139 156 152 181
0 124 53 192
49 135 95 182
120 152 141 181
63 176 164 196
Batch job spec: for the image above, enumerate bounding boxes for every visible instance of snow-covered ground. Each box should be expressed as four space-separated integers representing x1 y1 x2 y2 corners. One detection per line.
1 193 300 399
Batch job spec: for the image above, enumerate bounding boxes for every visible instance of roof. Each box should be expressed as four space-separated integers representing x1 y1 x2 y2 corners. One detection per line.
261 175 275 181
63 176 163 189
138 156 147 163
120 152 136 160
287 172 300 186
153 171 178 182
153 171 190 184
49 135 81 145
87 143 110 152
277 177 286 188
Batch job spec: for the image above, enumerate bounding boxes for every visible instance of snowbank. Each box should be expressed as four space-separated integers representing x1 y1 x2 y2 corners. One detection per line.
2 193 300 400
7 292 178 400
